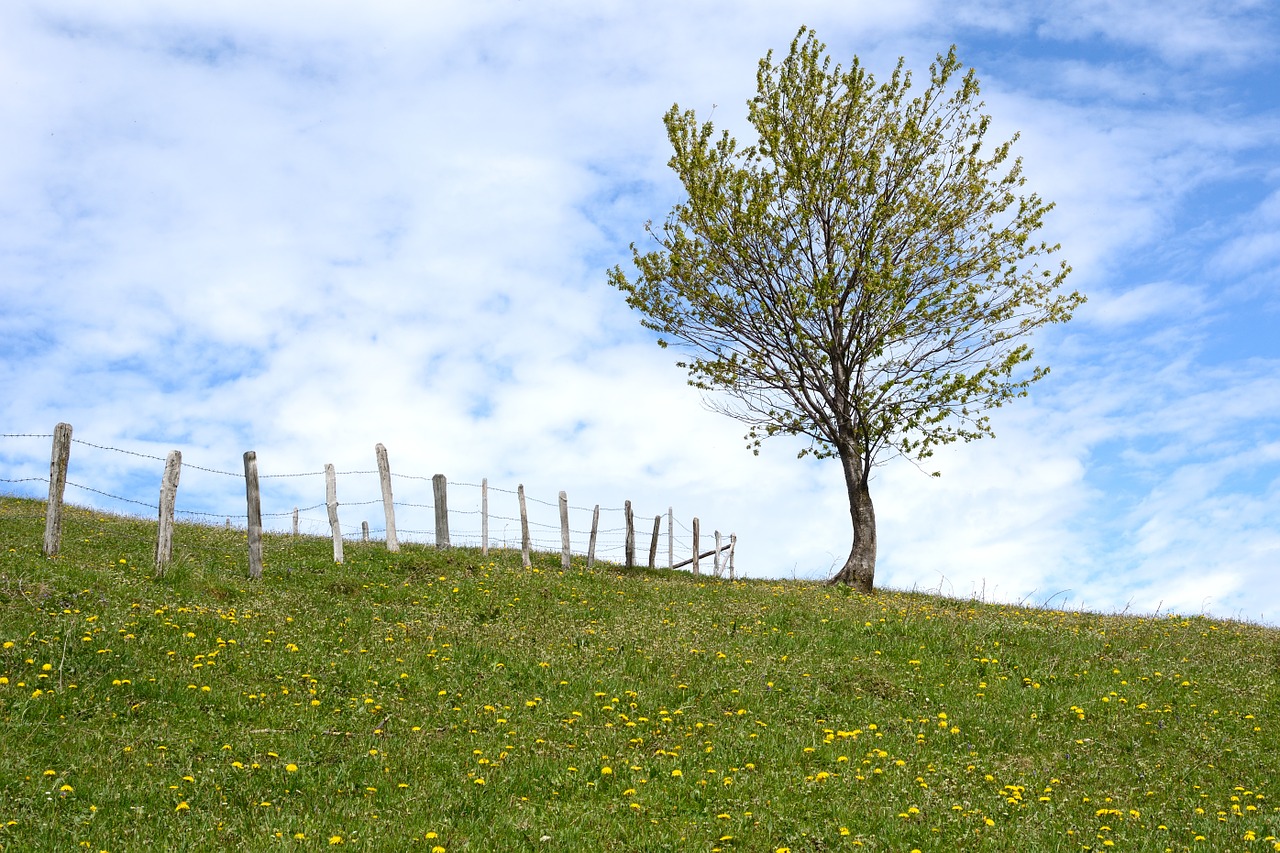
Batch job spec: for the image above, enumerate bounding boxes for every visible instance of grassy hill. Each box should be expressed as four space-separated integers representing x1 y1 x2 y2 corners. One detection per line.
1 496 1277 852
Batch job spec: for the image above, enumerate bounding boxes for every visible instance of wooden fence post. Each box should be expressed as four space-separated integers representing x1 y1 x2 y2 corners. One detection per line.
291 507 299 537
481 478 489 557
624 500 635 569
42 422 72 558
362 521 369 542
667 506 674 569
648 515 661 570
714 530 723 578
243 451 263 580
517 484 531 568
325 464 343 563
154 450 182 576
375 443 399 553
691 517 700 576
587 504 599 568
559 491 571 569
433 474 450 548
728 533 737 581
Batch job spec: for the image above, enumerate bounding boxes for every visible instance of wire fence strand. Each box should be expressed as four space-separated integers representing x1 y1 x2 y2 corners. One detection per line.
2 430 734 571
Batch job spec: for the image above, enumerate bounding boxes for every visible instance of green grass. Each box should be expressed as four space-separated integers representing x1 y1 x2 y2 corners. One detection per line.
1 496 1278 852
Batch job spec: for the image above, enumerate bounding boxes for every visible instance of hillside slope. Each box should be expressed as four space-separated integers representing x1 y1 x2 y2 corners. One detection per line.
2 496 1277 851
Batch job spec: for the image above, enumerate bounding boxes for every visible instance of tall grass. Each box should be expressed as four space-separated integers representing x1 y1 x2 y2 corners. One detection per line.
1 496 1277 851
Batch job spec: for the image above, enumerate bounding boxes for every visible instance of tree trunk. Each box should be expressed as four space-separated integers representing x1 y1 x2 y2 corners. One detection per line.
828 449 877 592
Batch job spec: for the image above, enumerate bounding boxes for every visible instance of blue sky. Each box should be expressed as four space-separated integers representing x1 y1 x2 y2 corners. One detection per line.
2 0 1278 621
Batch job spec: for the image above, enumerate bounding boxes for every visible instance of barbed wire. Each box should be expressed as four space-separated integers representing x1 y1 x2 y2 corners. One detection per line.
66 480 157 510
2 431 731 566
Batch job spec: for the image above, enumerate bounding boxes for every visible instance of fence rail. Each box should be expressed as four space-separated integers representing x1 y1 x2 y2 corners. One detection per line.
2 424 736 580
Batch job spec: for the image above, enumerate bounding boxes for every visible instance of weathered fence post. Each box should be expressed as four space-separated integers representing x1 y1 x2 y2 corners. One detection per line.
243 451 263 580
728 533 737 581
362 521 370 542
433 474 450 548
291 507 299 537
587 504 600 568
624 500 635 569
714 530 723 578
374 443 399 552
691 517 700 576
648 515 661 570
42 422 73 558
225 517 231 530
559 491 571 569
667 506 674 569
481 478 489 557
517 484 531 568
154 450 182 576
325 464 343 563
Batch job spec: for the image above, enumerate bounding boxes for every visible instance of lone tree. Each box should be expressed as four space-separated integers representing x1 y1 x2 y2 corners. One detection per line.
608 28 1083 592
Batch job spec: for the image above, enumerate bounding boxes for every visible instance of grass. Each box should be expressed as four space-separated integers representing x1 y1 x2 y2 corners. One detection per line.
1 496 1278 852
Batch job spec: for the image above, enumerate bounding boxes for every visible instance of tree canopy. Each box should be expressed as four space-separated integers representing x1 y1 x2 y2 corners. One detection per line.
609 28 1083 591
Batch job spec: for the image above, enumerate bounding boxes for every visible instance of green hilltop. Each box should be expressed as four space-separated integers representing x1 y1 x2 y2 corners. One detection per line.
1 496 1277 851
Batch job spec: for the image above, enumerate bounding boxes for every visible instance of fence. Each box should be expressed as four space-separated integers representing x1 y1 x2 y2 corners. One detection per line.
1 424 736 580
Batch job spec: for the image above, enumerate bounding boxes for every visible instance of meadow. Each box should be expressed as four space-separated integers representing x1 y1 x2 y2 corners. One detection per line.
1 495 1277 851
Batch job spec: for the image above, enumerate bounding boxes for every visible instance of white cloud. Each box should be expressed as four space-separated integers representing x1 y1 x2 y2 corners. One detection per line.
2 1 1279 624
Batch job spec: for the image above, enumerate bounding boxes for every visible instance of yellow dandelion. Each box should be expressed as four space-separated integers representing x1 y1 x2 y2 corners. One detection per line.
175 801 190 812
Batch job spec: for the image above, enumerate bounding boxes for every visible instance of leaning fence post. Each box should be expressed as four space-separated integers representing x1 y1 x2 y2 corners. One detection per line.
517 484 531 568
624 500 635 569
433 474 450 548
648 515 661 570
42 422 73 558
587 504 600 568
154 450 182 575
243 451 263 580
375 443 399 553
325 464 343 563
691 517 700 576
481 478 489 557
559 491 571 569
714 530 723 578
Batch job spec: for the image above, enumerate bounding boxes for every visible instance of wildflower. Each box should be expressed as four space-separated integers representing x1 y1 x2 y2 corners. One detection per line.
175 802 189 812
671 769 682 778
329 835 344 844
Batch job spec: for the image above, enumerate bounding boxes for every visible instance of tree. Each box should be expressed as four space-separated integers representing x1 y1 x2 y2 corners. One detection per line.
608 28 1084 592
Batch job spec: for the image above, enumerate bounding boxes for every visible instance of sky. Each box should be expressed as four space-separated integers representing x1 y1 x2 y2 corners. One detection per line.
2 0 1278 622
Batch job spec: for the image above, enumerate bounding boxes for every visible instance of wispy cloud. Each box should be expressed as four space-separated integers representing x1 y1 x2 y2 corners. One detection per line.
2 1 1278 623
